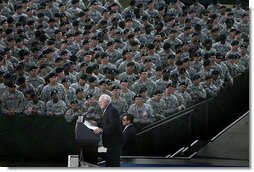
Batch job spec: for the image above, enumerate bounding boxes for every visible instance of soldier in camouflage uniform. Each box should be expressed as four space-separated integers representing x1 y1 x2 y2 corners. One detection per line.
187 74 207 102
119 79 135 106
1 81 25 115
201 75 220 98
41 72 67 103
118 61 138 88
111 85 128 115
24 93 45 116
45 90 67 117
26 65 45 89
175 81 193 108
82 94 102 124
147 90 166 121
128 94 154 125
132 69 157 97
64 99 83 123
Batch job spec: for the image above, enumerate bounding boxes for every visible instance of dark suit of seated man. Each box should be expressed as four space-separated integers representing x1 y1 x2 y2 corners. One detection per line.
121 113 137 156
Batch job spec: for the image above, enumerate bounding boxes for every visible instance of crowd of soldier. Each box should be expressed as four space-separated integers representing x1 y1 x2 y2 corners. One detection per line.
0 0 249 129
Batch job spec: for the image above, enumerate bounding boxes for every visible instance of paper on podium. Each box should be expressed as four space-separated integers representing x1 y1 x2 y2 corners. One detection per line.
84 120 99 131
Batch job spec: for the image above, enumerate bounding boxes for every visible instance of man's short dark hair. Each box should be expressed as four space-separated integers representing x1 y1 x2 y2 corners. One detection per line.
124 113 134 123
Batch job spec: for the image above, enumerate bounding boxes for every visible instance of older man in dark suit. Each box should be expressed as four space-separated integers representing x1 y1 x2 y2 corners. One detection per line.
121 113 137 156
94 94 123 167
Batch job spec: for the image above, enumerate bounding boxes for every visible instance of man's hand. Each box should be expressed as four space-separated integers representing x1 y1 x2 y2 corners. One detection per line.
94 128 103 135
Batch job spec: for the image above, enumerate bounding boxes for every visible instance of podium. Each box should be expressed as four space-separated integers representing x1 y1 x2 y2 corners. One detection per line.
75 120 100 165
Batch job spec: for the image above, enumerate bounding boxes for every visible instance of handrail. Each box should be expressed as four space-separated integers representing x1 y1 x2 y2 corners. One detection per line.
140 97 213 132
137 109 194 136
210 111 249 142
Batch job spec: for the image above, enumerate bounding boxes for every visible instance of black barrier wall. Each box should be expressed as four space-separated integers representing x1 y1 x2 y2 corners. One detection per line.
135 71 249 156
0 71 249 162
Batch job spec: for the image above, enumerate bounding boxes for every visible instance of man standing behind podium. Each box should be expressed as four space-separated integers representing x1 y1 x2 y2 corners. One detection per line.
94 94 123 167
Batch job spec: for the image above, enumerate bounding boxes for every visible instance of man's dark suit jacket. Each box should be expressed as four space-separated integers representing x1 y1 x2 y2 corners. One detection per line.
122 124 137 156
101 103 123 148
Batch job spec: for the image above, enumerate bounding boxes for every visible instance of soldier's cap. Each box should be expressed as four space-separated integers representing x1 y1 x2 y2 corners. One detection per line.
99 80 106 85
242 13 248 18
48 18 55 23
61 78 69 84
203 59 211 66
43 48 54 54
175 60 183 66
169 29 177 34
179 81 188 87
107 41 115 46
147 43 155 50
48 72 57 78
19 49 30 57
144 58 152 63
122 49 132 56
27 20 35 25
86 94 94 100
139 87 147 93
86 66 93 74
55 67 64 74
205 75 212 80
6 81 16 88
211 28 219 33
192 32 199 37
120 79 128 83
227 54 236 59
134 94 143 100
192 74 201 81
66 33 74 38
76 88 84 94
167 54 175 59
88 76 97 83
72 20 80 26
71 0 79 4
29 65 38 71
51 90 58 96
215 52 222 58
170 73 178 78
153 90 162 95
229 28 237 32
127 61 135 67
110 69 119 75
183 57 190 63
0 70 5 76
231 40 239 46
212 70 220 75
3 73 12 79
80 74 88 80
235 0 241 4
70 99 78 104
5 28 13 35
106 79 113 85
134 28 141 32
207 18 213 24
240 44 248 49
112 85 120 90
156 66 163 71
115 30 122 35
59 3 64 7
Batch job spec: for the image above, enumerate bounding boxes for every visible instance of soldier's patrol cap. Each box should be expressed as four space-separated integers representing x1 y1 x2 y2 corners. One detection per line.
99 80 106 85
229 28 237 32
231 40 239 46
240 44 248 49
55 67 64 74
76 88 83 94
112 85 120 90
205 75 212 80
183 57 190 63
122 49 132 56
5 28 13 35
169 29 177 34
227 54 236 59
134 94 143 100
29 65 38 71
242 13 248 18
153 90 162 95
71 0 79 4
120 79 128 83
192 74 201 80
106 79 113 85
80 74 88 80
167 54 175 59
179 81 188 87
235 0 241 4
155 66 163 71
6 81 16 88
43 48 54 54
110 69 119 75
134 28 141 32
144 58 152 63
0 70 5 76
127 61 135 67
212 70 220 75
51 90 58 96
27 20 35 25
170 73 178 78
107 41 115 46
203 59 211 66
86 94 94 100
88 76 97 83
70 100 78 104
139 87 147 94
48 72 56 78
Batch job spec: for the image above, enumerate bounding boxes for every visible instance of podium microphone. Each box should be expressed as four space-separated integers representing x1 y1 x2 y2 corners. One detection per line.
83 107 95 116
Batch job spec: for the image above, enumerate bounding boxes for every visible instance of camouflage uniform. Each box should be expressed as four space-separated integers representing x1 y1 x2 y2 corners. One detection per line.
147 97 166 118
128 103 154 124
46 99 67 116
23 100 46 116
1 90 25 114
41 83 67 103
64 109 83 123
